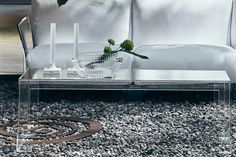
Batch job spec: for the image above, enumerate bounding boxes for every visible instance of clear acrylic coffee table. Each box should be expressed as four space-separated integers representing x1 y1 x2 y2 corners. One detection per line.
17 69 231 155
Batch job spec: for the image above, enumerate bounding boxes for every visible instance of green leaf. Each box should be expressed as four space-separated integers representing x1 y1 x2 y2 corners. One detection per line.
123 50 149 59
57 0 69 7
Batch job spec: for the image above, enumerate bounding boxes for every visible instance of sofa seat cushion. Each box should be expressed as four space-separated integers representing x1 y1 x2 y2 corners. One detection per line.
133 0 233 47
31 0 132 46
27 43 133 71
133 44 236 82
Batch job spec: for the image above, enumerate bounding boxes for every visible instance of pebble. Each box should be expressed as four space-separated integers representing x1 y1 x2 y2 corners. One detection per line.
0 79 235 156
233 133 236 139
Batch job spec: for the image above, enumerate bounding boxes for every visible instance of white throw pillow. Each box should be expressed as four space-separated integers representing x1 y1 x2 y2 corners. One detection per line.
133 0 233 47
31 0 132 46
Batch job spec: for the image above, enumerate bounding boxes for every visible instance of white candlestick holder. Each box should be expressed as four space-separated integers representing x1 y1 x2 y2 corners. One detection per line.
44 23 61 77
68 23 82 77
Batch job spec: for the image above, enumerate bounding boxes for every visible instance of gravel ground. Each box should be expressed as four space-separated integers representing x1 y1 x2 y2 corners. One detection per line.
0 76 235 157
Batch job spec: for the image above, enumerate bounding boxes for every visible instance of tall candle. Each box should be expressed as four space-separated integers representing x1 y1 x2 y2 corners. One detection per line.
74 23 79 60
50 23 56 65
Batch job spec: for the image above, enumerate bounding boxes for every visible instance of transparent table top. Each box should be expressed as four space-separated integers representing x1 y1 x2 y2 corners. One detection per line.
19 69 230 84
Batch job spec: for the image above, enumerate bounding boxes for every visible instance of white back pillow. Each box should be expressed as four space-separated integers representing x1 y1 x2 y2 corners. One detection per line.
31 0 131 46
133 0 233 47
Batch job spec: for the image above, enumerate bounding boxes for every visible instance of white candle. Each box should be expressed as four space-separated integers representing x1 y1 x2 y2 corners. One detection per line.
50 23 56 65
74 23 79 60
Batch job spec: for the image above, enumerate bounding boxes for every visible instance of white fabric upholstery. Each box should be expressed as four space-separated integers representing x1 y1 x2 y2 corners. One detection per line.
132 0 233 47
231 0 236 48
31 0 131 46
134 45 236 82
27 43 133 70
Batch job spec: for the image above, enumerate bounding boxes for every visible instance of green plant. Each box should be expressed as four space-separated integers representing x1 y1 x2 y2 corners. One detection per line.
86 39 148 68
58 0 68 7
57 0 68 7
103 39 149 59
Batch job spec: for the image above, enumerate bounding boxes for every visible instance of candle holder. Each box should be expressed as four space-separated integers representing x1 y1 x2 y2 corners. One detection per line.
43 23 61 77
67 58 86 77
67 23 80 77
67 59 79 77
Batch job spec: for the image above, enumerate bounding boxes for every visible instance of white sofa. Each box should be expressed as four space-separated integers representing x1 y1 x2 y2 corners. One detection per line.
19 0 236 82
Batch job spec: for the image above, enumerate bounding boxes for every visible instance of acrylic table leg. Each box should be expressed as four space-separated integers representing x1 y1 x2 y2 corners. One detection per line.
31 84 39 110
0 98 2 121
218 83 231 156
16 81 31 152
214 84 220 105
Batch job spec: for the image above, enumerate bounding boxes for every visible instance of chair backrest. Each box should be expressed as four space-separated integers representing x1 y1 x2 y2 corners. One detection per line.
132 0 233 47
31 0 132 46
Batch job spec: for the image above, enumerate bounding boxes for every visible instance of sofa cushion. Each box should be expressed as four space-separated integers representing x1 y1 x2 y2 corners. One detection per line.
133 44 236 82
231 0 236 48
132 0 233 47
31 0 132 46
27 43 133 71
